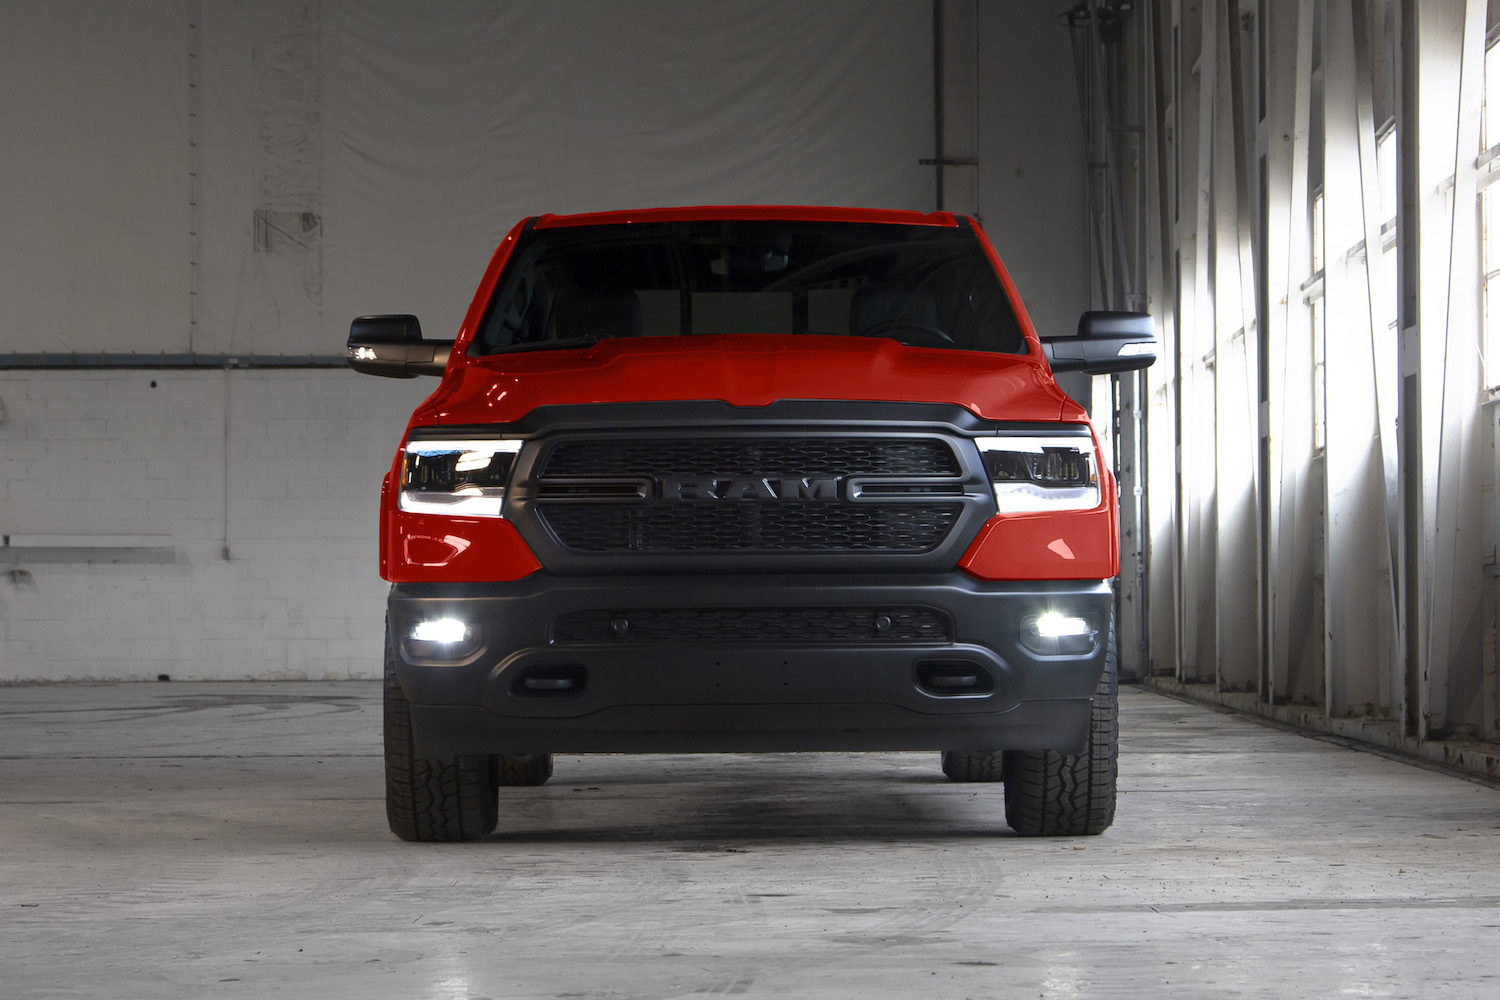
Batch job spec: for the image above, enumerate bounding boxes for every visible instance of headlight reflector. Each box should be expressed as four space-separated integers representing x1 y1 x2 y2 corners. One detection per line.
399 439 521 517
975 435 1099 512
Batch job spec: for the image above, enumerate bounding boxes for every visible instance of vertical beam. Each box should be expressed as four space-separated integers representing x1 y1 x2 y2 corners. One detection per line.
1212 4 1262 692
1179 0 1219 683
1265 0 1321 706
931 0 981 218
1145 0 1181 679
1322 0 1395 716
1398 0 1425 738
932 0 945 211
1416 0 1488 738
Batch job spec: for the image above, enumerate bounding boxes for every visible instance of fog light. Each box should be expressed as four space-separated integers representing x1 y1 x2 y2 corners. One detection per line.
412 618 468 644
404 618 481 661
1035 612 1090 638
1021 613 1096 656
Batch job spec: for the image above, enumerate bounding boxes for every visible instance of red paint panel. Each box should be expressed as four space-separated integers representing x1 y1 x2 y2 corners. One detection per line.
958 507 1119 581
428 335 1070 425
533 205 959 229
386 515 541 583
378 472 392 579
964 216 1090 423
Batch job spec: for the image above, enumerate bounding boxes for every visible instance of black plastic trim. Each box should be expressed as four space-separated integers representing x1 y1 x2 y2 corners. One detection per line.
387 574 1112 755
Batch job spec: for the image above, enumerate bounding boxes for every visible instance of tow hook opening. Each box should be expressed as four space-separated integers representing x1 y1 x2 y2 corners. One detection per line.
513 664 588 697
915 659 994 697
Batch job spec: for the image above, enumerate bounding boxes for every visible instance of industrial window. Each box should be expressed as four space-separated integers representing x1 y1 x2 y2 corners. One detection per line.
1376 125 1399 340
1307 190 1327 454
1482 30 1500 391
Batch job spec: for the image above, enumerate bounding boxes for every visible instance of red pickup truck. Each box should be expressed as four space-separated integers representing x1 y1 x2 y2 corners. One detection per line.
348 205 1155 841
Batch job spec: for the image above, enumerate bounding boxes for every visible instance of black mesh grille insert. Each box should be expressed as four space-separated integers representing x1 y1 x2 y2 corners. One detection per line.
537 502 960 553
541 437 959 478
554 607 952 644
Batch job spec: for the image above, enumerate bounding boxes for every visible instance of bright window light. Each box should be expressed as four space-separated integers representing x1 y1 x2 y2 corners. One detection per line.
411 618 469 644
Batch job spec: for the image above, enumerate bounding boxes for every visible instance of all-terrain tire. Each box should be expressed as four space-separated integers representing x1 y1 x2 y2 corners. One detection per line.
940 750 1005 782
384 623 499 842
498 753 553 786
1001 620 1119 837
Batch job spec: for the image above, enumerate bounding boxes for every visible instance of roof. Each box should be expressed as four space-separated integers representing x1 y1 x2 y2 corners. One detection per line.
530 205 961 229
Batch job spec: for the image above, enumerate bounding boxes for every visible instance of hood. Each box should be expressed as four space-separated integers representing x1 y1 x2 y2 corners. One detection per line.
420 335 1079 425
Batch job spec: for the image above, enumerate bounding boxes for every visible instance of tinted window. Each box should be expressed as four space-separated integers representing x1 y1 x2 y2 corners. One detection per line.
469 220 1029 356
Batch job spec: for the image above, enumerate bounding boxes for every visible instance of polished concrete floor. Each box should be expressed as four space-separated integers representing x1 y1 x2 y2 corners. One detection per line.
2 683 1498 999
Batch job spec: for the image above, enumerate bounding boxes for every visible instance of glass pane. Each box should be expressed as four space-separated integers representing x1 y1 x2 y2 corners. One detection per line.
1312 193 1325 272
1312 297 1326 453
470 220 1031 356
1486 40 1500 149
1485 189 1500 387
1377 130 1397 227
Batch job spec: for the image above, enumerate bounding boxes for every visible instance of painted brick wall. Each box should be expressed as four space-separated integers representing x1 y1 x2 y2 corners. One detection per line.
0 369 432 681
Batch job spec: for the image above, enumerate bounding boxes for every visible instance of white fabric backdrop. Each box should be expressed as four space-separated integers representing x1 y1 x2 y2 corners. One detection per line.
3 0 938 355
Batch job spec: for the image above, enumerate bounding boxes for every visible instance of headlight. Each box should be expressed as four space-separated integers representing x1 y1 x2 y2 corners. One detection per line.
975 435 1099 513
398 438 522 517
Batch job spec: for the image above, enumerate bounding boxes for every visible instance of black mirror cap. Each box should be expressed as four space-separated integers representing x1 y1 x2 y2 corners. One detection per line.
1040 310 1158 375
346 314 453 378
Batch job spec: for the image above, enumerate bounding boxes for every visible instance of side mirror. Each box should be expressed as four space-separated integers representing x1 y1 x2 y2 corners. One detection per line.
1041 311 1158 375
346 314 454 378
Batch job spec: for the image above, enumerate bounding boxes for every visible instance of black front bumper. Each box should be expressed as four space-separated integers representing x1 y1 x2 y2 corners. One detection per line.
389 574 1112 755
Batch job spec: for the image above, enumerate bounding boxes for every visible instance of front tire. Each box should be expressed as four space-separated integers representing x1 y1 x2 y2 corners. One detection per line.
1001 620 1119 837
384 623 499 842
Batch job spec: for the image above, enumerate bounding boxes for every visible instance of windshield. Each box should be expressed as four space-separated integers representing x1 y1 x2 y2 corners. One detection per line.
468 219 1030 356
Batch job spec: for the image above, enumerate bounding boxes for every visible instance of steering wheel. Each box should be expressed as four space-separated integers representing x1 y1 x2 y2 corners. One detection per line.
855 319 955 347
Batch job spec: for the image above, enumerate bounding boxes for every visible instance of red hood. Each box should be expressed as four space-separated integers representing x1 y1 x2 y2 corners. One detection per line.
420 335 1080 425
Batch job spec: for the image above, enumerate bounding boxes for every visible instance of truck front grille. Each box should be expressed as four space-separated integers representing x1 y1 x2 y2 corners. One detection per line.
507 412 996 573
537 501 960 554
541 437 959 478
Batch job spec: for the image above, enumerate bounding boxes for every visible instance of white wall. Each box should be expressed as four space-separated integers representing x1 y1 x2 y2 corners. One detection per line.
0 0 1087 681
0 370 430 680
977 0 1091 340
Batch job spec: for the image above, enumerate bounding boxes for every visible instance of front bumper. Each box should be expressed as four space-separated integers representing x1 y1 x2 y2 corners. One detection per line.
389 574 1112 755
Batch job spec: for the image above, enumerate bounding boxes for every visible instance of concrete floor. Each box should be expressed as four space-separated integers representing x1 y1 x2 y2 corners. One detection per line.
2 685 1498 1000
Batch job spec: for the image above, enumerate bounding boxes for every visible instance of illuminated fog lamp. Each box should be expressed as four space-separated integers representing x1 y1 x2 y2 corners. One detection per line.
412 618 469 644
405 618 481 660
1021 612 1096 656
1036 613 1090 638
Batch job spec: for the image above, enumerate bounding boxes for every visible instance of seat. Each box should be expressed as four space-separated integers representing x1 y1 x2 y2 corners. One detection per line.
553 291 642 340
849 283 940 338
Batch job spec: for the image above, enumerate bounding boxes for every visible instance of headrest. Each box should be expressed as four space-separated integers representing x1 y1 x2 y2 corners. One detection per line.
849 283 938 335
554 291 642 339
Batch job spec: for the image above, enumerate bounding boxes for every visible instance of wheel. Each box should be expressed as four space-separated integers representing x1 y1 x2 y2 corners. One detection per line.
383 621 499 842
498 753 553 786
940 749 1004 782
1001 618 1119 837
